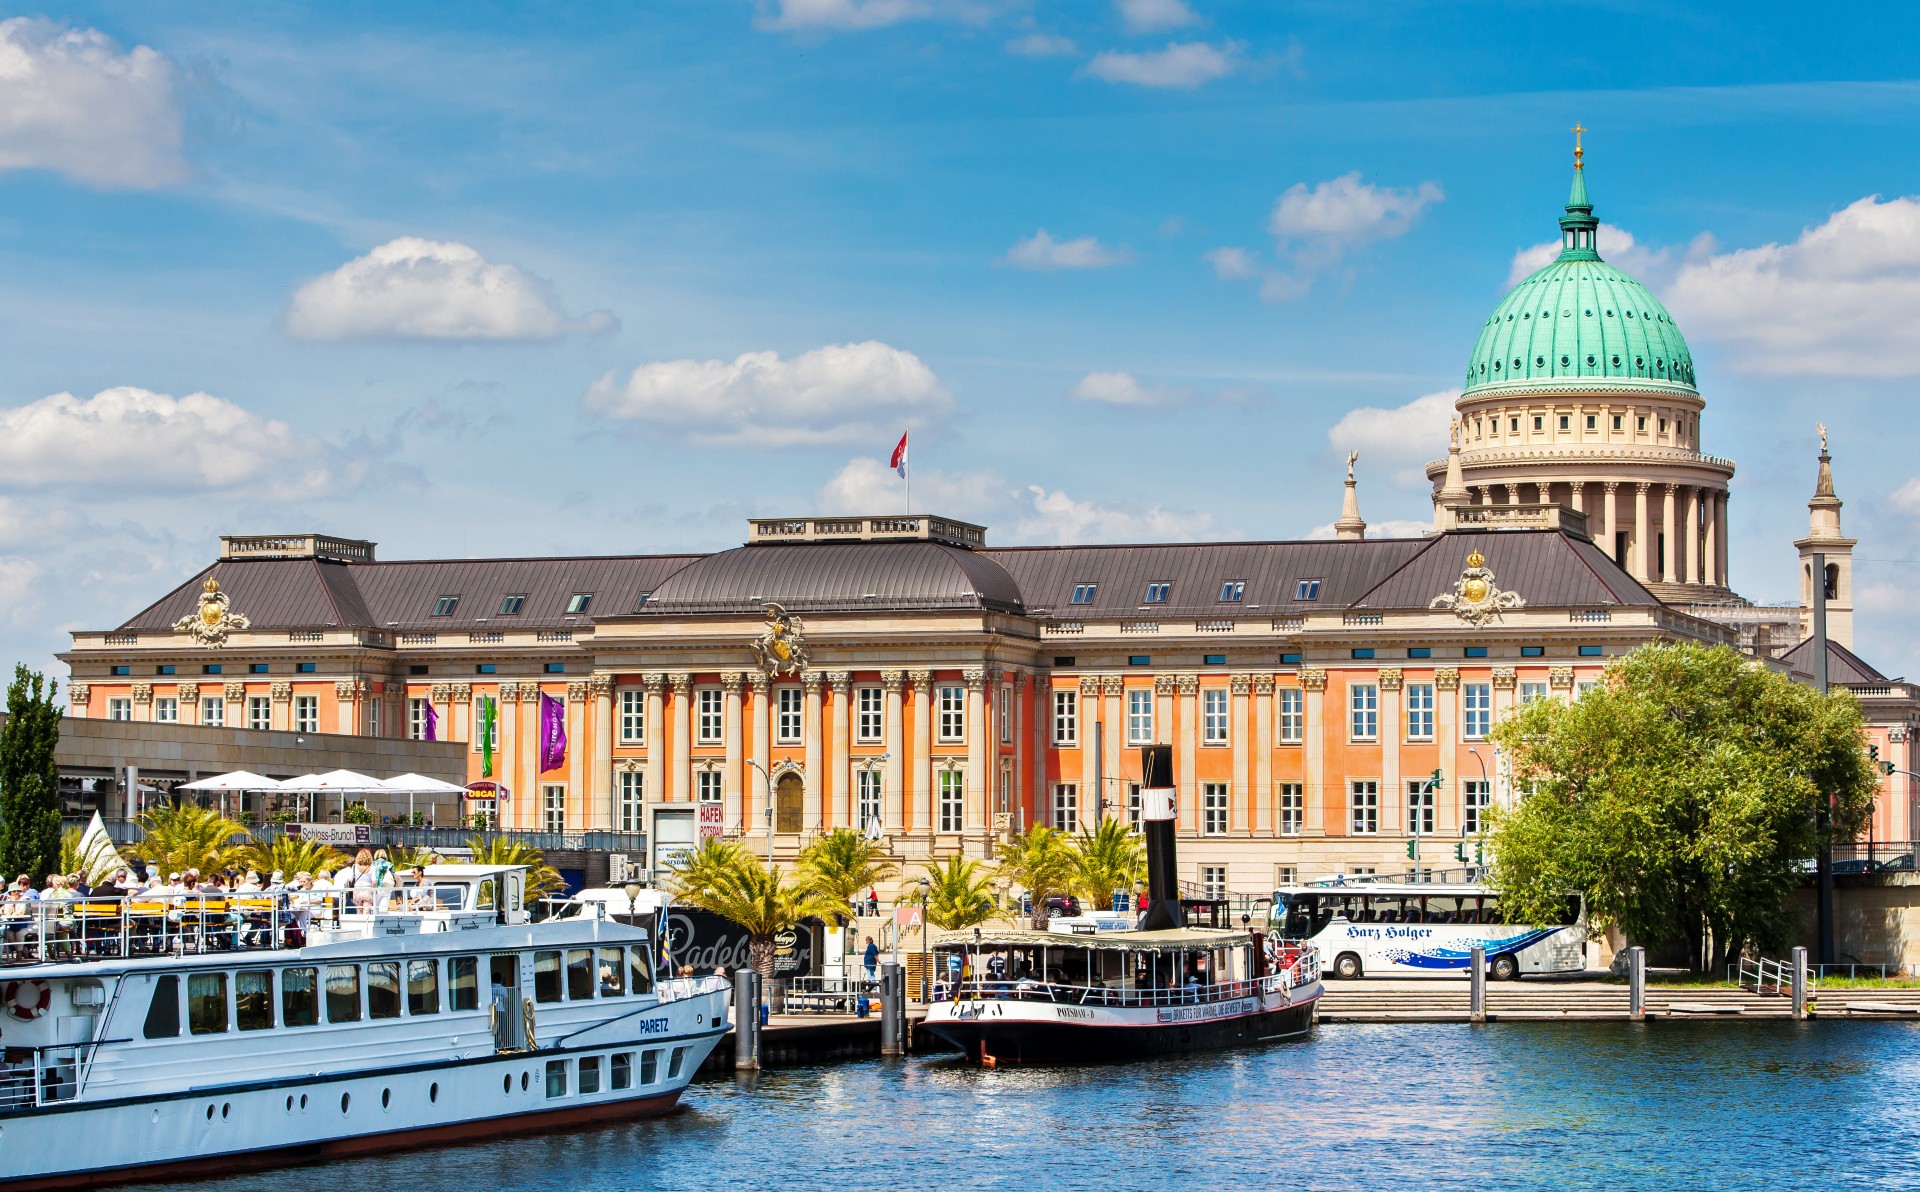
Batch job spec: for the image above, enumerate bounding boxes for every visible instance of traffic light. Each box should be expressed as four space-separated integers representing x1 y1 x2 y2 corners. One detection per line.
1406 839 1419 860
1454 843 1468 862
1885 761 1898 776
1870 744 1880 761
1429 768 1443 790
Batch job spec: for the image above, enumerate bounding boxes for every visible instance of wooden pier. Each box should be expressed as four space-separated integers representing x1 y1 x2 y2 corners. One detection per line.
1316 978 1920 1022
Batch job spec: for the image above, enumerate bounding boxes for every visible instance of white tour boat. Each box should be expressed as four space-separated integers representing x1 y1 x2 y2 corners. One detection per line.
0 864 729 1189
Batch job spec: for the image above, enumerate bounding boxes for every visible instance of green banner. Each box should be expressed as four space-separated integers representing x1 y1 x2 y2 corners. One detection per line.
479 695 496 778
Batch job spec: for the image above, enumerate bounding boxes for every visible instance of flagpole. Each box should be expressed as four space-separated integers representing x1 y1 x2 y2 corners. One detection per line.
905 426 912 515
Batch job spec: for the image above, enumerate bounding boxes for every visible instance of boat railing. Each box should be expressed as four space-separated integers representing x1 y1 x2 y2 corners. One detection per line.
655 974 730 1004
0 1039 124 1111
933 968 1313 1009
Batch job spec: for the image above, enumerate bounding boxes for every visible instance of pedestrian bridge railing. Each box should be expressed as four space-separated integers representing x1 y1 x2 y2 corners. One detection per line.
1734 955 1811 997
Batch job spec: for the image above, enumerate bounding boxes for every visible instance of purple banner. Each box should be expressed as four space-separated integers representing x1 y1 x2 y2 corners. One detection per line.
539 691 567 773
424 702 439 742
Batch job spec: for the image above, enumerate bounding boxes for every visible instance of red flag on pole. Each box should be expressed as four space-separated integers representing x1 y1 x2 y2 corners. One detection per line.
890 429 909 478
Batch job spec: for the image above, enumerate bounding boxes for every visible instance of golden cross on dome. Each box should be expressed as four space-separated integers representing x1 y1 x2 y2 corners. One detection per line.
1571 122 1586 168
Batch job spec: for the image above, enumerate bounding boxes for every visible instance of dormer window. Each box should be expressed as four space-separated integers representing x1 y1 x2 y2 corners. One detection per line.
1218 581 1246 603
498 594 527 615
565 593 593 614
431 595 460 617
634 591 652 611
1143 582 1170 604
1069 583 1098 605
1294 579 1322 601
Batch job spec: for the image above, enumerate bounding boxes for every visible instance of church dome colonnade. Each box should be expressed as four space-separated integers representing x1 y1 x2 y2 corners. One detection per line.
1428 143 1734 601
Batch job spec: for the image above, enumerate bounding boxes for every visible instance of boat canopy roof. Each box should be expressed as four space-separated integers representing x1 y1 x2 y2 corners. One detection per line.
933 927 1254 953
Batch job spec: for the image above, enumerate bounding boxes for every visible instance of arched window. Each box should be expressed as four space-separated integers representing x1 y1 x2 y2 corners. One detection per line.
1824 563 1841 602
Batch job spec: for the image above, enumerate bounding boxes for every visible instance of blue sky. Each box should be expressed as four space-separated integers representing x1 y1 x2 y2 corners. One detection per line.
4 0 1920 677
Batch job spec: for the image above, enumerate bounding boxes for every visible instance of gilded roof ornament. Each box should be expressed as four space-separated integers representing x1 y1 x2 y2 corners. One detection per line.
750 601 810 676
173 577 251 648
1430 550 1525 627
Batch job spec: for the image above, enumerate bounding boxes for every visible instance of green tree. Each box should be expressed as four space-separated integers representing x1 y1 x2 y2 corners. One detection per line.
798 828 896 921
0 665 62 884
666 837 750 904
920 855 997 930
1073 816 1144 911
245 835 347 879
465 836 564 903
1489 642 1878 972
998 824 1079 930
136 805 252 876
668 848 836 977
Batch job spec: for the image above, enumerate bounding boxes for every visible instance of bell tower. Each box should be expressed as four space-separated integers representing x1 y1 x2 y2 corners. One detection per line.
1796 426 1856 650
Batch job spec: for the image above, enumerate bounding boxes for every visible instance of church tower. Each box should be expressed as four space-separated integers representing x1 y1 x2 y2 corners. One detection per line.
1796 428 1856 650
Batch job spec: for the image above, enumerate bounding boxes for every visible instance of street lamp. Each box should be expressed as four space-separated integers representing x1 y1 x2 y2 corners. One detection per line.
1466 748 1491 872
744 759 773 865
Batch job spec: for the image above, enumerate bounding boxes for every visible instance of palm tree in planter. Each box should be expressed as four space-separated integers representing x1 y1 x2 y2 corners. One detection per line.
465 836 565 904
244 835 346 881
136 806 251 877
997 824 1080 930
798 828 896 922
1073 816 1144 915
920 855 997 931
670 849 837 979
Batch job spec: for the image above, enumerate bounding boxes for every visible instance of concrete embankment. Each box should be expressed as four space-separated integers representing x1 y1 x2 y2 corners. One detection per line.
1317 977 1920 1022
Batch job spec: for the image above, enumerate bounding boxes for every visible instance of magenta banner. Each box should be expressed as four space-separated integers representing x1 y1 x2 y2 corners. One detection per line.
538 691 567 772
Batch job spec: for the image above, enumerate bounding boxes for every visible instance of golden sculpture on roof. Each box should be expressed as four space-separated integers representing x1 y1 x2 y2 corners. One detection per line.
750 601 810 676
173 577 251 648
1430 550 1525 627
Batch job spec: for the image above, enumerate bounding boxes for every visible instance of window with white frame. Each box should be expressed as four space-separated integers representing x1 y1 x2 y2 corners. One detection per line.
1126 783 1142 830
1203 689 1228 744
1463 683 1493 739
619 690 645 743
1519 681 1549 704
617 770 644 832
1279 689 1303 743
696 689 724 744
247 696 270 731
1127 688 1153 744
696 771 722 804
856 687 883 742
1051 783 1077 832
939 770 965 833
408 698 428 740
200 696 225 726
543 785 566 832
999 685 1012 744
1202 784 1228 836
108 698 132 721
155 697 178 723
368 699 382 738
1052 690 1077 745
1275 864 1298 887
1279 783 1303 835
996 764 1010 814
1200 866 1227 899
937 686 965 741
1349 780 1379 835
858 769 883 828
1348 683 1378 741
1576 680 1600 698
776 688 803 743
472 699 497 753
1407 779 1435 835
293 696 318 734
1464 780 1492 835
1405 683 1434 740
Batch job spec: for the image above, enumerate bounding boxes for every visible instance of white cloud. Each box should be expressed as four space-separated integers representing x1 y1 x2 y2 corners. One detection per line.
584 341 952 449
1006 32 1077 56
1000 229 1132 270
1503 222 1686 289
1306 518 1430 541
1013 486 1215 544
284 238 615 343
1326 389 1458 487
1067 371 1187 406
1212 172 1443 300
756 0 936 29
1084 41 1240 88
0 556 43 627
1664 195 1920 377
1204 246 1254 279
1889 476 1920 516
0 387 353 495
0 18 186 189
1116 0 1200 33
818 457 1002 515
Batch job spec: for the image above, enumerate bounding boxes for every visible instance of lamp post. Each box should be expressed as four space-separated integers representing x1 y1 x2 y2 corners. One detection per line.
1467 748 1491 871
745 759 773 865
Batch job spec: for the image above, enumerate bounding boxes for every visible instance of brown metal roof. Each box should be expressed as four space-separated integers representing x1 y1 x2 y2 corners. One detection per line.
1777 636 1894 685
638 541 1025 614
1350 530 1660 611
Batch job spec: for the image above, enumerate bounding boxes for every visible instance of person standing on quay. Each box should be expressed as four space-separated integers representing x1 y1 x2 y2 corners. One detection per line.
863 936 879 984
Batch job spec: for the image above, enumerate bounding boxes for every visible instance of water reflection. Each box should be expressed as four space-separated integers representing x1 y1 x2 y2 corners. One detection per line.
124 1021 1920 1192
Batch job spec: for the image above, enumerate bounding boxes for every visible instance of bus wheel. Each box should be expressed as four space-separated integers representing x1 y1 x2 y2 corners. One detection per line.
1489 953 1519 981
1334 952 1363 980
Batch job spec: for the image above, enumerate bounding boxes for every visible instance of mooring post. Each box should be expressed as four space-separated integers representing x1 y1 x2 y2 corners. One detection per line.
1469 945 1486 1024
1791 945 1809 1021
1628 946 1646 1022
734 969 761 1070
880 958 903 1055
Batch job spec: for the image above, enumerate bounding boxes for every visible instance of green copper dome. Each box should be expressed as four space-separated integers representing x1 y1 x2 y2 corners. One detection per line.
1463 166 1696 397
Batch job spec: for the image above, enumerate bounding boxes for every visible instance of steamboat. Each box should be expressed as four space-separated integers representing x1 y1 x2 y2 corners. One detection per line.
0 865 728 1189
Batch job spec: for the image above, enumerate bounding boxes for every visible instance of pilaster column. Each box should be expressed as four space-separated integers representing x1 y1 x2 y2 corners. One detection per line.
518 684 541 830
1252 676 1274 836
669 674 691 803
1379 668 1403 833
1702 491 1719 586
450 684 471 744
1681 487 1700 585
1435 668 1460 825
1569 480 1585 515
1715 490 1730 587
643 674 666 799
1176 675 1199 834
1153 675 1175 746
1008 667 1025 831
1633 483 1651 581
965 669 988 832
1602 482 1620 563
1491 667 1517 724
1504 483 1520 506
566 682 589 830
1300 669 1327 834
748 673 770 832
1029 675 1047 834
590 676 613 829
496 684 519 825
882 671 905 830
269 682 289 731
1079 676 1100 822
910 670 933 832
1661 483 1679 581
802 672 823 832
1101 676 1124 819
828 671 851 829
223 682 245 728
722 672 745 832
1229 674 1252 834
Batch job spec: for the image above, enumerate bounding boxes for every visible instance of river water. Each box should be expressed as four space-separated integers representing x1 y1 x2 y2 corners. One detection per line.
136 1021 1920 1192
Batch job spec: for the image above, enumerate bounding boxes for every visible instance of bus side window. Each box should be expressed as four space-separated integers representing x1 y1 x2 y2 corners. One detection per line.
1484 900 1505 926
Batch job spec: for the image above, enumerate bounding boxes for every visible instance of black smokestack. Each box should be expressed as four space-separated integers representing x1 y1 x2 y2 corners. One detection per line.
1138 744 1183 932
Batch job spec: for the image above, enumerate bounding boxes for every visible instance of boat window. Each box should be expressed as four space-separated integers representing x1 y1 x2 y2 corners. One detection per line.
427 886 466 911
668 1047 688 1080
567 949 595 1000
476 880 497 911
640 1050 660 1084
408 959 440 1015
612 1052 633 1090
629 944 654 996
546 1059 568 1098
598 947 625 997
448 956 479 1011
187 972 229 1035
283 967 319 1027
580 1055 602 1094
236 969 274 1031
534 951 563 1003
368 963 402 1019
143 974 180 1038
326 964 362 1023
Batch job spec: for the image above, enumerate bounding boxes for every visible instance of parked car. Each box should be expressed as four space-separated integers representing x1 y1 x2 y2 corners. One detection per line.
1043 894 1082 919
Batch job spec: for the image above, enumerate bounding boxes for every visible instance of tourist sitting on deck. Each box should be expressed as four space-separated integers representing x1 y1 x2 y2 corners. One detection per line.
1 877 36 953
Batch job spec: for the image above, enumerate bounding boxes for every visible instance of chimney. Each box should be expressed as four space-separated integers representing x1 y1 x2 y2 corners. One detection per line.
1138 745 1184 932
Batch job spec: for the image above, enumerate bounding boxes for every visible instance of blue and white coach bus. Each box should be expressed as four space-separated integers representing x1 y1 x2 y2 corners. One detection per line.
1268 880 1586 980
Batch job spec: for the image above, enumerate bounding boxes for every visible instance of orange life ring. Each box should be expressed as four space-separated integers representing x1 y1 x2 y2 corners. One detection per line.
4 979 49 1021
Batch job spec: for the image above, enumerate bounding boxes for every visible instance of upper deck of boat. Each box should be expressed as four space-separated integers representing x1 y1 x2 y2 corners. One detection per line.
932 927 1255 953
